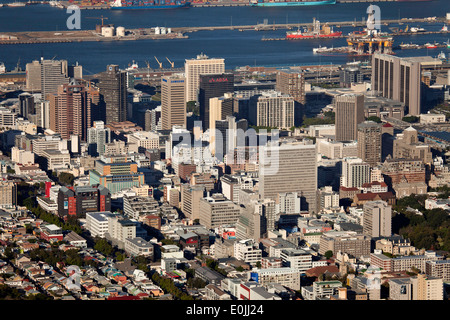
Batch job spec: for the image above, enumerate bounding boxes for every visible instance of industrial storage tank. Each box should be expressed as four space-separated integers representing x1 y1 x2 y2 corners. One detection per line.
154 27 160 35
167 28 172 34
116 26 125 37
160 27 166 35
102 26 115 37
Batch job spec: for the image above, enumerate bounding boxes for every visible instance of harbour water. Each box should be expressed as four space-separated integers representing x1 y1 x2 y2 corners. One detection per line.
0 0 448 74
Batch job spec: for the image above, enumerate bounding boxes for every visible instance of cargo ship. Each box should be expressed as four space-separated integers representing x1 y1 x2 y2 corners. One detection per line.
110 0 190 9
251 0 335 6
286 18 342 40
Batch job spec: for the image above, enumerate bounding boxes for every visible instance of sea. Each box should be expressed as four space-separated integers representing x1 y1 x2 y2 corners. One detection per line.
0 0 449 75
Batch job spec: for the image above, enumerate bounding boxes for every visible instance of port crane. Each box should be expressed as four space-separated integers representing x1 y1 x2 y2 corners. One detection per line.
166 57 174 68
87 15 109 27
154 56 163 69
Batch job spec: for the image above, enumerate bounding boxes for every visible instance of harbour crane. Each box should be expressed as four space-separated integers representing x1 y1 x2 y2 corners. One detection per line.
87 15 109 27
166 57 174 68
154 56 162 69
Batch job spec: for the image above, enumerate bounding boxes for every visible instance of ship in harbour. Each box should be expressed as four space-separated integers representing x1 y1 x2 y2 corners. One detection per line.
110 0 190 9
286 18 342 40
250 0 335 7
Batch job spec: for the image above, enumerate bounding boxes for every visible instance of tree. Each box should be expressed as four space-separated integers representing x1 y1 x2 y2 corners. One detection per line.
367 116 382 123
402 116 419 123
324 250 333 259
58 172 75 186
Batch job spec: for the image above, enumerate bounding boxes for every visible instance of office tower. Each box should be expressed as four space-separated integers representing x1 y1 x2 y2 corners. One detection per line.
68 63 83 79
48 79 94 141
259 141 317 213
180 184 205 221
341 157 371 188
18 93 35 119
98 65 127 124
335 94 365 142
249 91 295 129
276 69 305 126
161 73 186 130
184 54 225 103
25 60 42 92
357 121 382 167
363 200 392 238
372 53 442 116
89 155 145 194
340 63 365 88
209 92 234 133
144 106 162 131
34 98 50 129
198 73 234 130
57 184 111 218
87 120 111 156
236 199 276 241
41 59 69 100
199 193 241 230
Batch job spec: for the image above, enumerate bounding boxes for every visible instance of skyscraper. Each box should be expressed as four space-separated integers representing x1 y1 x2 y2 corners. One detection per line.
41 59 69 100
372 53 442 116
335 93 365 142
276 69 306 126
259 141 317 213
184 54 225 103
357 121 382 167
198 73 234 130
98 65 127 124
87 120 111 156
341 157 371 188
161 73 186 130
48 79 95 141
248 91 295 129
363 200 392 238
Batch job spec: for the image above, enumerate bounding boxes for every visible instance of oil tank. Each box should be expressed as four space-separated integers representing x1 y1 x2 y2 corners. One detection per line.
155 27 160 35
116 26 125 37
102 26 115 37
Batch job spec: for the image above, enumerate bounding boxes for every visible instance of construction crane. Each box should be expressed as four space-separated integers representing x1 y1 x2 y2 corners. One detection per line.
166 57 174 68
154 56 162 69
87 15 109 27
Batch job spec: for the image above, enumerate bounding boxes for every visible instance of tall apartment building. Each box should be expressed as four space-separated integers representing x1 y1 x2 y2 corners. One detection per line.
199 193 241 230
372 53 442 116
363 200 392 238
85 211 117 238
357 121 382 167
413 274 444 300
275 69 305 126
335 94 365 141
425 260 450 283
98 65 127 124
259 142 317 213
87 120 111 157
0 181 17 209
184 54 225 103
340 157 371 189
161 73 186 130
57 185 111 218
248 91 295 129
48 79 96 141
198 73 234 130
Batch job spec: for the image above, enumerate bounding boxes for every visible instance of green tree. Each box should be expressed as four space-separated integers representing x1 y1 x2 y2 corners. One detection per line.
367 116 382 123
324 250 333 259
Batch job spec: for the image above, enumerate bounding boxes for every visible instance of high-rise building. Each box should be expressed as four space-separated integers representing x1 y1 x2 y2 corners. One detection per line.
0 181 17 209
161 73 186 130
259 141 317 213
144 106 161 131
236 199 276 241
412 274 444 300
25 58 70 98
249 91 295 129
363 200 392 238
98 65 127 124
276 69 305 126
48 79 95 141
184 54 225 103
18 93 35 119
180 184 205 221
199 193 241 230
341 157 371 188
198 73 234 130
57 184 111 218
335 94 365 142
357 121 382 167
87 120 111 156
372 53 442 116
209 92 234 134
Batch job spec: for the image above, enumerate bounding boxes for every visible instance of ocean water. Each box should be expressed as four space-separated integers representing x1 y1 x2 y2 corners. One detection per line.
0 0 448 74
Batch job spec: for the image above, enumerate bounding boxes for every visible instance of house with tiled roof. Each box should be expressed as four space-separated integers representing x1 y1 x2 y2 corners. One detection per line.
352 191 396 206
